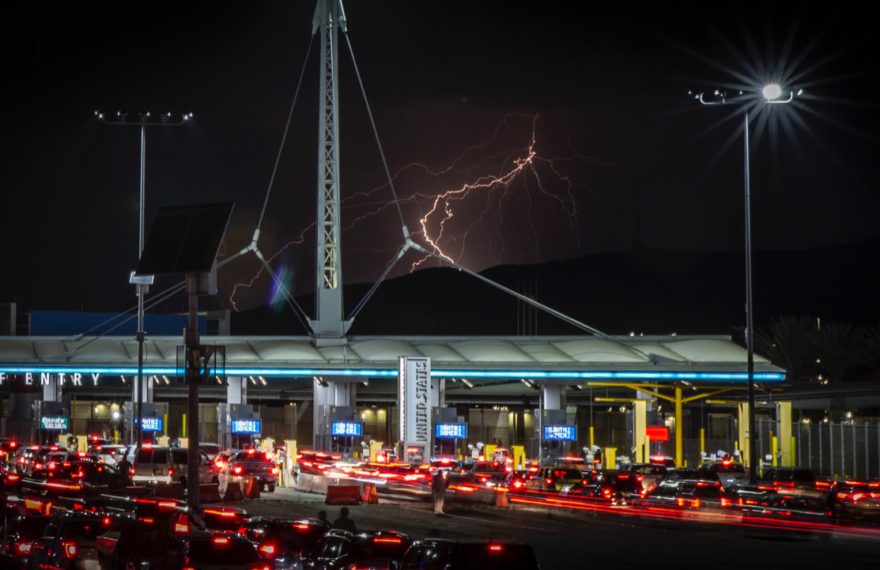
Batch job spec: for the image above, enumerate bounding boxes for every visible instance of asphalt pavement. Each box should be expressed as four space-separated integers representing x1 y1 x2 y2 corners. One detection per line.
219 488 880 569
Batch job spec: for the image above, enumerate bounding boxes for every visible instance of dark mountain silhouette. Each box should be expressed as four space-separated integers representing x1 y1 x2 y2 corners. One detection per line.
230 240 880 337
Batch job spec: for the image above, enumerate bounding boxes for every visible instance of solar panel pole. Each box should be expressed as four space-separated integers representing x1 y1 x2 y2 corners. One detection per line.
185 273 201 513
94 110 192 447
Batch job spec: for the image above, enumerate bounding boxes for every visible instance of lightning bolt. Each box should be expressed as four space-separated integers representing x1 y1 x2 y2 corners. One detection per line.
228 114 600 310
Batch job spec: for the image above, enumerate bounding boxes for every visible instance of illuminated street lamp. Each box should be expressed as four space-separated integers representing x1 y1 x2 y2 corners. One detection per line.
95 110 193 448
691 84 800 482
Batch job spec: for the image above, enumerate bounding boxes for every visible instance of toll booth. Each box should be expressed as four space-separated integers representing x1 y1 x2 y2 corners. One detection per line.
218 404 262 450
329 419 363 458
33 401 69 446
432 407 466 459
539 409 575 465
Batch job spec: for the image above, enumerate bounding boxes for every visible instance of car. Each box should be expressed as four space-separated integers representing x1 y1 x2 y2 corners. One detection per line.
90 444 128 467
304 529 412 570
632 469 701 507
225 448 280 492
700 458 748 488
171 507 251 536
175 531 268 570
241 517 331 569
673 479 727 510
24 510 113 570
401 539 540 570
581 470 642 504
758 467 828 493
96 508 183 570
132 445 217 486
530 466 584 493
200 442 222 461
296 450 341 476
624 463 668 492
0 513 50 569
829 480 880 520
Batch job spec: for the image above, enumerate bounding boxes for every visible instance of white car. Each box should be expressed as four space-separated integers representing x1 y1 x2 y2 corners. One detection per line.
132 446 217 486
92 444 128 466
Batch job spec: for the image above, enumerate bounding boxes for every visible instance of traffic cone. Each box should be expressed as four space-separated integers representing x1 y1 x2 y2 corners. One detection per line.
495 489 509 508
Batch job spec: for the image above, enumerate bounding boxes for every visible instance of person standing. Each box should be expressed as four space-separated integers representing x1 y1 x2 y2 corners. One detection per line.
331 507 357 532
432 469 446 515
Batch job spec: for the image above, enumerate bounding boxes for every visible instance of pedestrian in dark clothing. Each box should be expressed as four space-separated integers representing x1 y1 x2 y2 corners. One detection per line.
332 507 357 532
116 457 133 487
432 470 446 515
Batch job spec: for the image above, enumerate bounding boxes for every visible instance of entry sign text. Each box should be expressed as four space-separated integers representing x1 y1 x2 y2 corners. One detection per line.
231 419 261 434
435 423 467 439
331 422 363 437
399 357 432 451
543 425 576 441
41 416 69 430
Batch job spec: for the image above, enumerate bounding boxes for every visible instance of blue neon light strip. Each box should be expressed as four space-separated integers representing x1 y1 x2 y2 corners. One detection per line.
0 365 785 383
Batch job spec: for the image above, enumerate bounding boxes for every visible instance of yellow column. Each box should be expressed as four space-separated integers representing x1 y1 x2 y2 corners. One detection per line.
644 435 651 463
674 386 683 468
604 447 617 470
790 437 796 467
589 426 595 449
771 435 778 467
633 400 647 463
776 401 792 467
737 403 750 468
163 413 169 436
182 413 187 439
699 428 706 458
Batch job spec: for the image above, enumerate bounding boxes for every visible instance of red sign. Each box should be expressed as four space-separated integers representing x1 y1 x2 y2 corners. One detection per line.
645 426 669 442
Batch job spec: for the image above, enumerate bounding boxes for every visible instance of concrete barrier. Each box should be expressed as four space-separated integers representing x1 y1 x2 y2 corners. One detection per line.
154 483 184 499
325 485 362 505
199 483 222 504
222 479 243 502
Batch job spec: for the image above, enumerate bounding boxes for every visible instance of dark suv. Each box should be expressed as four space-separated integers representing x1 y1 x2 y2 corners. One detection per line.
401 539 540 569
304 529 412 569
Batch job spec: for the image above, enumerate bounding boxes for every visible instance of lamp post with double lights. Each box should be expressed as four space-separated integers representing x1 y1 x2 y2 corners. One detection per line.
94 110 193 448
692 84 800 482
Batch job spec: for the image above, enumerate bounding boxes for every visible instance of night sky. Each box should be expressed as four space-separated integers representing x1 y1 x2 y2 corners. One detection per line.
2 1 877 316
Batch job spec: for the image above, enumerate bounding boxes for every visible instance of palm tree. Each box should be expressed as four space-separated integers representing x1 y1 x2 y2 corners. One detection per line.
816 322 860 384
755 316 819 383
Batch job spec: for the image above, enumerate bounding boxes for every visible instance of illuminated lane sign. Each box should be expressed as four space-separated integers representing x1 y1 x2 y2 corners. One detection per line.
331 422 363 437
543 425 576 441
231 419 261 435
434 423 467 439
40 416 69 431
141 417 163 432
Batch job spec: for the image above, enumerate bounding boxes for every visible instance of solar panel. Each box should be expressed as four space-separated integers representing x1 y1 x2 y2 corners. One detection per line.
135 203 234 275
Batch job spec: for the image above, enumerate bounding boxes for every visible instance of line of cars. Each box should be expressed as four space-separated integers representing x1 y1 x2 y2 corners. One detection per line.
1 483 539 569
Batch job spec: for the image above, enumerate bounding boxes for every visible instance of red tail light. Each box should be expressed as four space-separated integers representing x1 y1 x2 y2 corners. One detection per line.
213 536 230 545
721 497 732 507
97 536 118 554
258 543 277 555
102 516 113 527
602 487 612 498
168 467 175 477
271 467 279 476
138 517 155 524
293 523 311 530
373 537 403 544
14 541 33 556
545 478 553 485
63 541 78 559
488 543 504 553
691 498 701 508
676 498 685 507
233 466 244 475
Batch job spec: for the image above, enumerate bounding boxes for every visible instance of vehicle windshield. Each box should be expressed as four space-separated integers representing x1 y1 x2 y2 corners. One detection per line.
136 448 168 464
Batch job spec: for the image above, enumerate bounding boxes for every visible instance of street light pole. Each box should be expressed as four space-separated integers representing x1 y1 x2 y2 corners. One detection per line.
692 86 799 482
95 110 193 448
